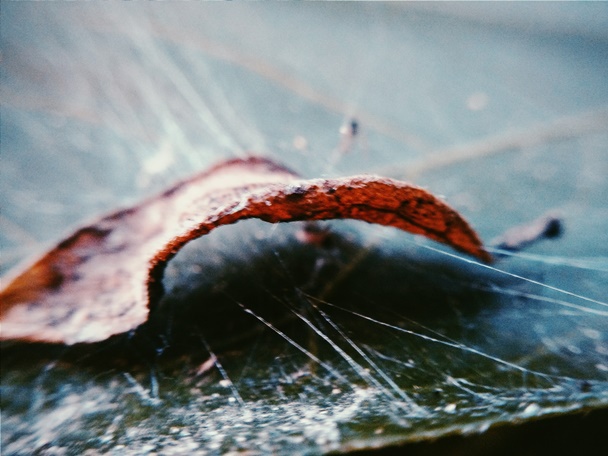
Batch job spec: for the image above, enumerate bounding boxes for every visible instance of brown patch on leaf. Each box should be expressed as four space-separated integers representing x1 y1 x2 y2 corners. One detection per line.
0 157 491 344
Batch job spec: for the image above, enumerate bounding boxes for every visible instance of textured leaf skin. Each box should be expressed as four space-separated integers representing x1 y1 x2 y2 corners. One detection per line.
0 157 489 344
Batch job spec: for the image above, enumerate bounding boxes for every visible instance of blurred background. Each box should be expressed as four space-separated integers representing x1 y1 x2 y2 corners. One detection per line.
1 3 607 454
2 2 607 272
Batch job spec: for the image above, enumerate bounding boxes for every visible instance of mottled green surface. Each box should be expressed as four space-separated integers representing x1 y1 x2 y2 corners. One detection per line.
1 3 608 454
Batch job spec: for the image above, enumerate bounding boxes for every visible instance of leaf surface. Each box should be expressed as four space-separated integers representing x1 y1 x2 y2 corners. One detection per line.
1 3 607 455
0 157 489 344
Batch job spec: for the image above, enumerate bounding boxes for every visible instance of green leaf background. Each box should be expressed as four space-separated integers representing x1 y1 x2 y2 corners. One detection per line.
1 3 607 454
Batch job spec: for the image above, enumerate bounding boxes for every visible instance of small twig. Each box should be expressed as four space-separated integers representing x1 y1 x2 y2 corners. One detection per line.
491 211 563 256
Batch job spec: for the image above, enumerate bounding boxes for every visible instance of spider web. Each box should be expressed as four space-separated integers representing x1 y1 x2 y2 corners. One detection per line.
1 3 607 454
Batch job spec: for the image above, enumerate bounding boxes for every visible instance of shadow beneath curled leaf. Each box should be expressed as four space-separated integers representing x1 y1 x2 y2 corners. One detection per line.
1 218 497 371
2 219 605 455
145 219 499 362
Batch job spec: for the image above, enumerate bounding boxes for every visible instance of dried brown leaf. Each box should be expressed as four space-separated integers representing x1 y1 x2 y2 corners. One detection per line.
0 157 491 344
